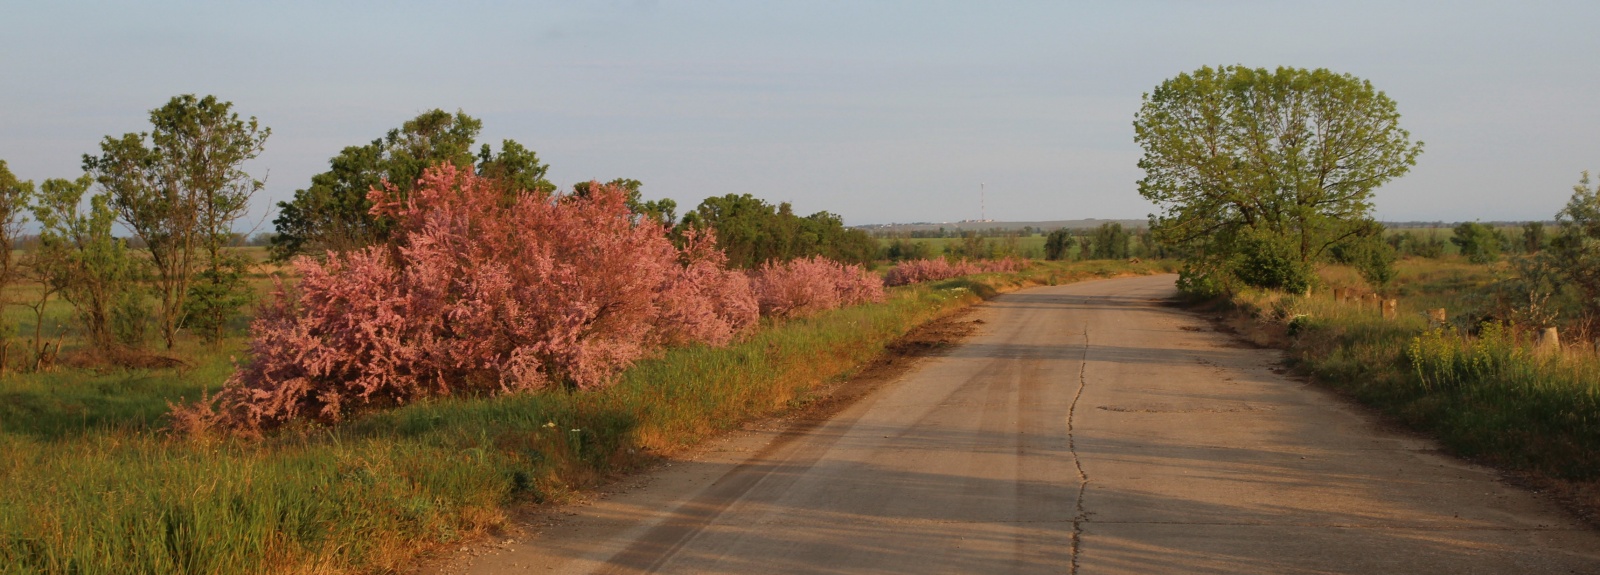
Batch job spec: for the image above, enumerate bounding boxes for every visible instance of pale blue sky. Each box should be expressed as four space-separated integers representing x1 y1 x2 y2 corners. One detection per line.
3 1 1598 226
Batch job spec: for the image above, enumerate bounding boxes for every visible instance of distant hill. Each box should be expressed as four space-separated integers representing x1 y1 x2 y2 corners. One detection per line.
855 219 1148 234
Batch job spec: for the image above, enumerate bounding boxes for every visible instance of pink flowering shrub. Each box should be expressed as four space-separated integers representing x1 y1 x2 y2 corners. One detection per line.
750 256 885 318
884 258 972 287
979 256 1027 274
174 165 758 434
655 229 760 347
883 257 1029 287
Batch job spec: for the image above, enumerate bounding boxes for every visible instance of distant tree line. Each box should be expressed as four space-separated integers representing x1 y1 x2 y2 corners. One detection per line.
1368 222 1551 264
1044 223 1161 261
872 226 1048 239
269 110 879 271
675 194 877 269
877 223 1163 263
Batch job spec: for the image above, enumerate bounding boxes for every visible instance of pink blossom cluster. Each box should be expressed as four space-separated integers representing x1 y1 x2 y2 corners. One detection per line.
174 165 758 433
750 256 886 318
979 256 1027 274
883 257 1029 287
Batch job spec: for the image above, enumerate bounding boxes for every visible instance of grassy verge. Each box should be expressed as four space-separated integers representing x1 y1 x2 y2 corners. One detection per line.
1213 261 1600 519
0 259 1168 575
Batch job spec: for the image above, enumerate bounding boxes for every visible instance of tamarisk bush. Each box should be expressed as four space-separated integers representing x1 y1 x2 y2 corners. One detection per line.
174 165 757 433
751 255 885 318
979 256 1027 274
883 257 1028 287
885 258 972 287
656 228 760 346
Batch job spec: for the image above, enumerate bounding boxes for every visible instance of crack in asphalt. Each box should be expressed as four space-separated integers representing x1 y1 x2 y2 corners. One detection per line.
1068 325 1090 575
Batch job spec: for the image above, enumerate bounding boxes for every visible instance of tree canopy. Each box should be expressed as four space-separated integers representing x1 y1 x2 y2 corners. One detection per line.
1133 65 1423 293
0 160 33 293
571 178 678 227
1044 229 1072 261
270 109 553 260
1549 172 1600 316
677 194 877 269
83 94 269 348
30 175 139 352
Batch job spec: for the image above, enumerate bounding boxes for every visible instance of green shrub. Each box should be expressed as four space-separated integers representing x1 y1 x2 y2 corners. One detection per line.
1451 222 1504 264
1232 235 1315 293
1176 265 1225 298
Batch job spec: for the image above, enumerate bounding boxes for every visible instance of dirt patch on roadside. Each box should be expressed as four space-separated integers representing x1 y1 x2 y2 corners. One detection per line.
873 315 982 362
1507 473 1600 530
720 308 984 452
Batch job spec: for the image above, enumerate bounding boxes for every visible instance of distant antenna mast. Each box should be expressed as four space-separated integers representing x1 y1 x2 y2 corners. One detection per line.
981 182 986 222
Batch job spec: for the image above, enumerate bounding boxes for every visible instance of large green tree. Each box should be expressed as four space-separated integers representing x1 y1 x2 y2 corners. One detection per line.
270 109 553 259
83 95 269 348
1133 65 1423 293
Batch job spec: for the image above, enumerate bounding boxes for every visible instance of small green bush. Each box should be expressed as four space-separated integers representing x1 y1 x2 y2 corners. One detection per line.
1232 235 1315 294
1176 265 1225 298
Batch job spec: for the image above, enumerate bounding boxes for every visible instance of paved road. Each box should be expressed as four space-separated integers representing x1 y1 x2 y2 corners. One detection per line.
456 275 1600 574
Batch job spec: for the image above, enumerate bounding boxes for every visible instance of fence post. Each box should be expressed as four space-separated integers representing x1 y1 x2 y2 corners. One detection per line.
1428 308 1447 328
1382 299 1398 320
1538 327 1561 354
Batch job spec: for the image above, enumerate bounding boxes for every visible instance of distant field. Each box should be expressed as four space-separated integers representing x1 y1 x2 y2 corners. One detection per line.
879 236 1050 259
858 219 1147 235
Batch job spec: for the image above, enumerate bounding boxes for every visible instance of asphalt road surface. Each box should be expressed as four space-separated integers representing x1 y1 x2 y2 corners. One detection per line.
452 275 1600 574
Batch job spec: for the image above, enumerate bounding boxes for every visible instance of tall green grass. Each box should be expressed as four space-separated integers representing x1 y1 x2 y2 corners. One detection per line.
0 347 237 439
1402 323 1600 477
0 260 1169 575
